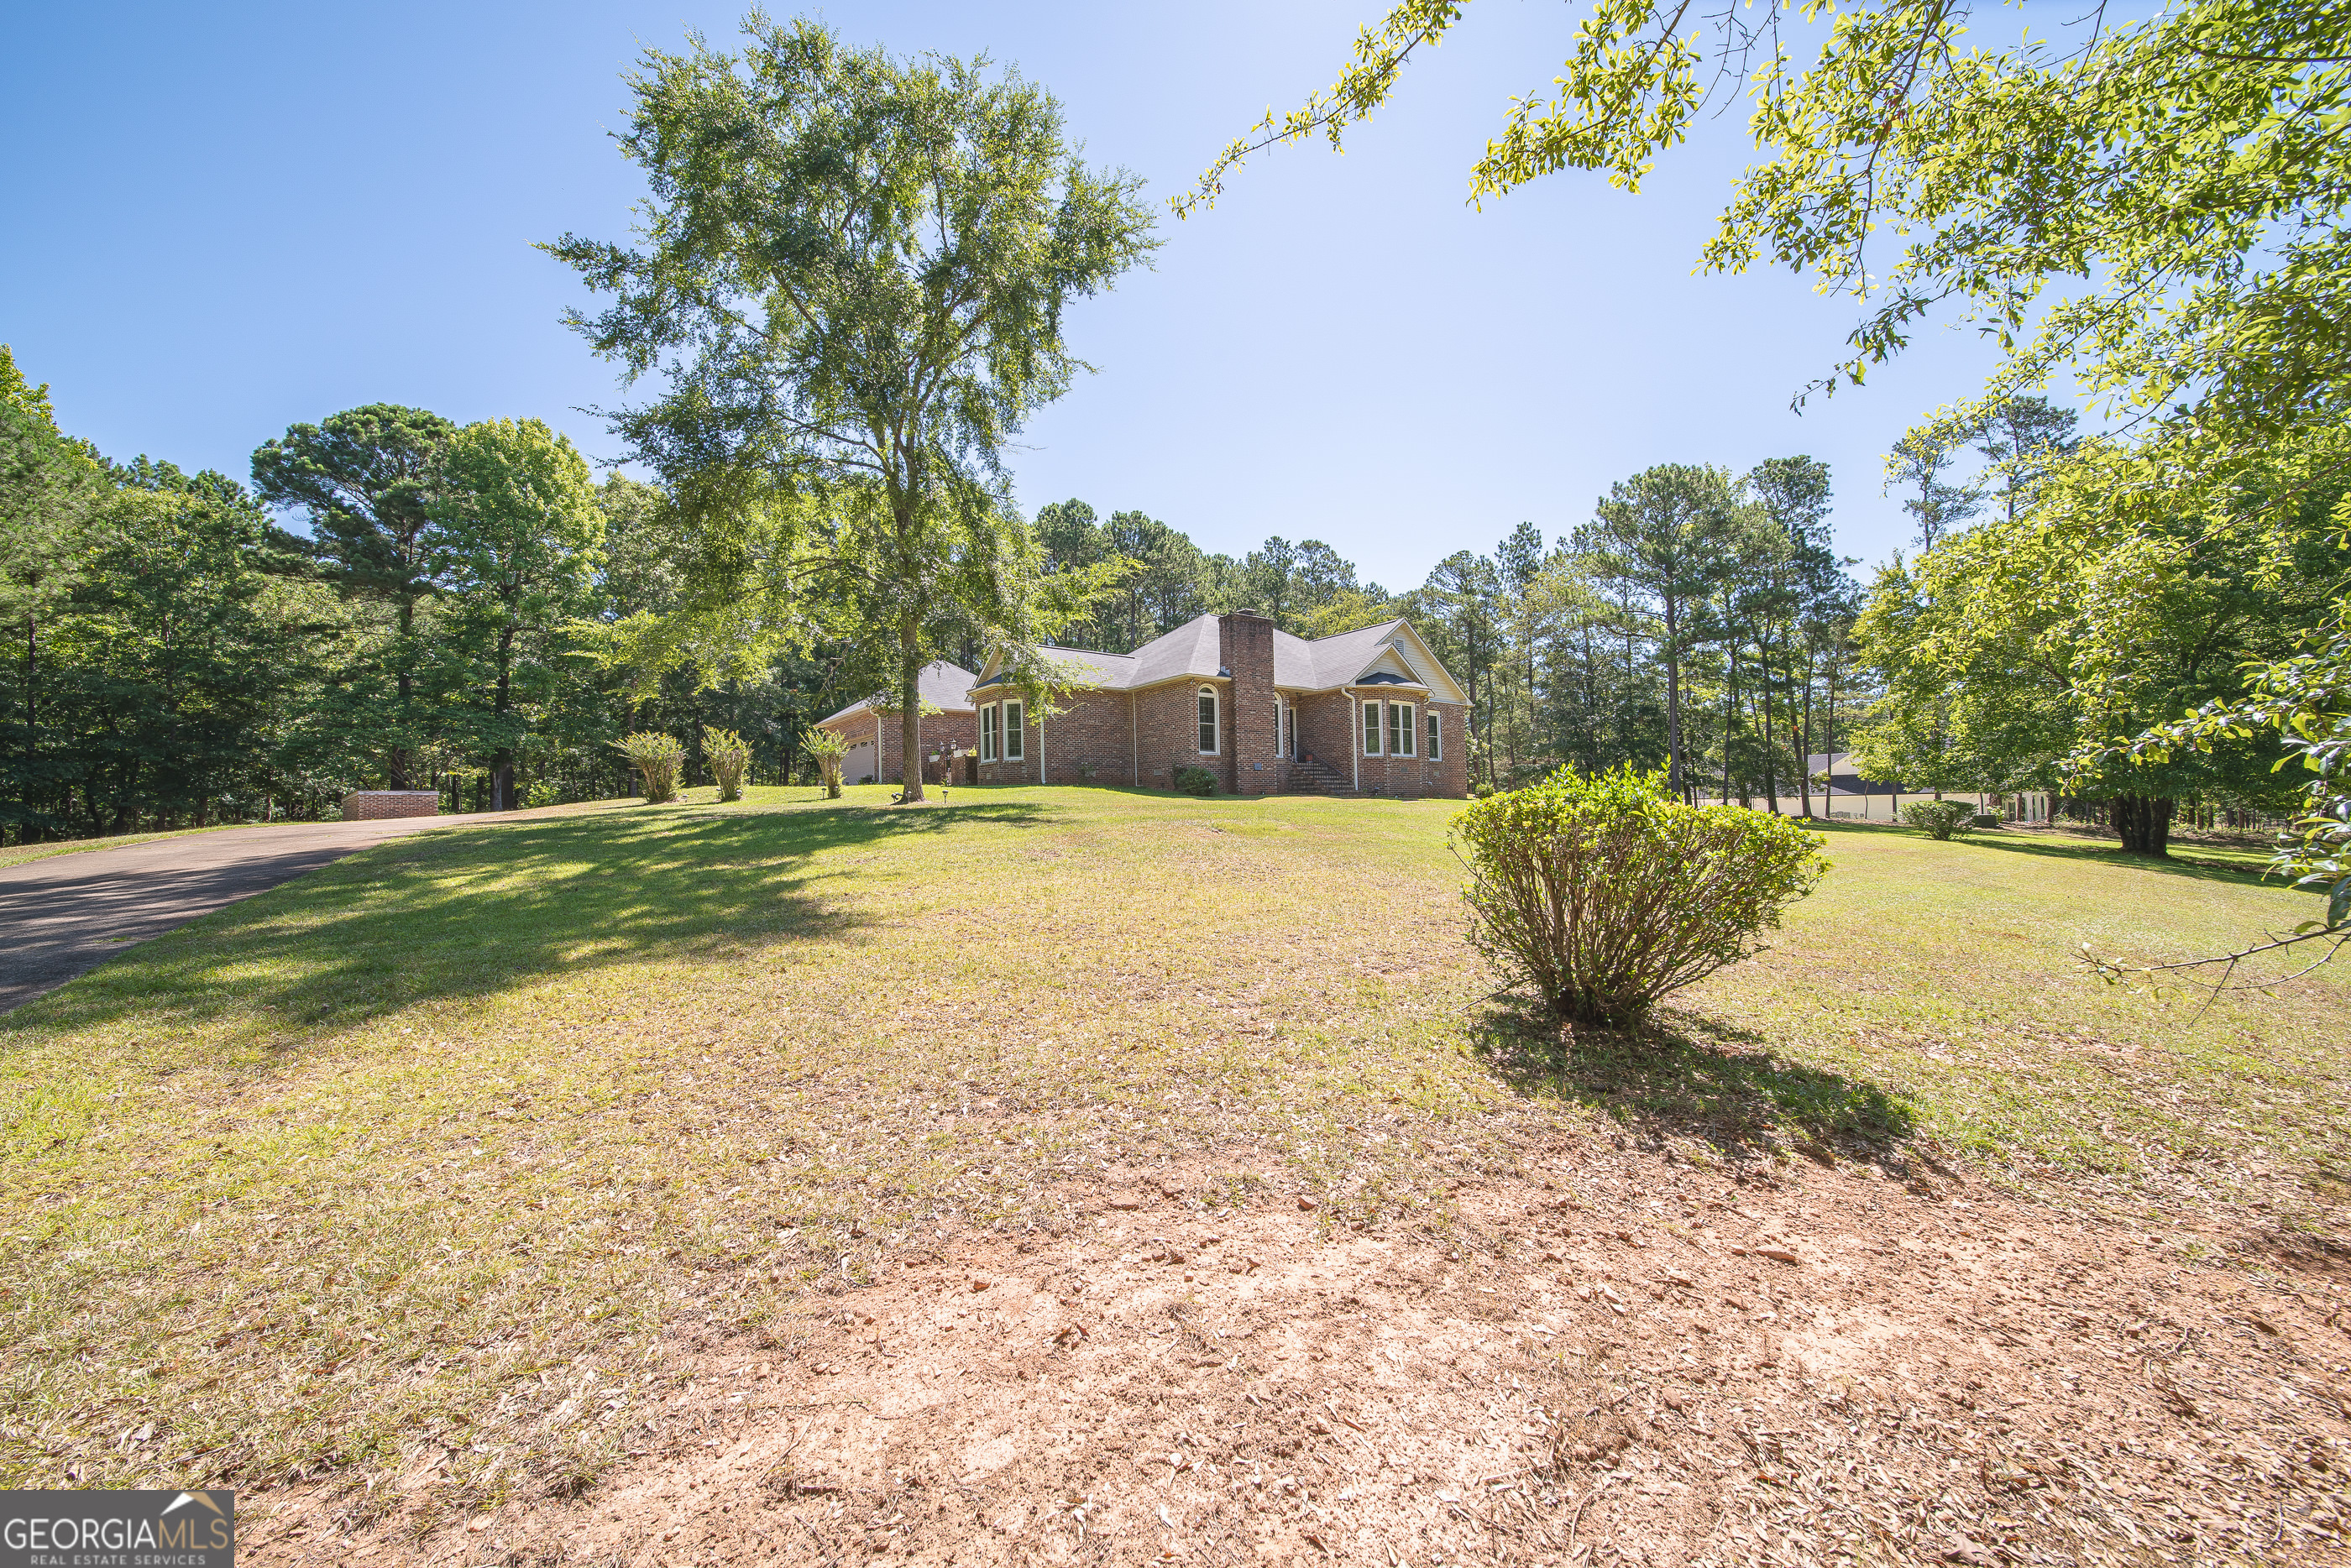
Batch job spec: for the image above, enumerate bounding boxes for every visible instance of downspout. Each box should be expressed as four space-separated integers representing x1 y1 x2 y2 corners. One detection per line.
874 711 882 786
1130 692 1138 786
1350 689 1360 793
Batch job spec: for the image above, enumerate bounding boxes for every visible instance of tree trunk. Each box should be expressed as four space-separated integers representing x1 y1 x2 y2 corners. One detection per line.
2112 792 2174 856
898 615 925 803
1721 643 1737 807
1797 651 1814 818
490 624 517 811
22 610 38 843
390 594 415 791
1758 647 1781 813
1662 598 1683 797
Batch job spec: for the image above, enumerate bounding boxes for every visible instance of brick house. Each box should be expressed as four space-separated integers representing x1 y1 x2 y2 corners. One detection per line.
965 610 1469 798
812 661 980 786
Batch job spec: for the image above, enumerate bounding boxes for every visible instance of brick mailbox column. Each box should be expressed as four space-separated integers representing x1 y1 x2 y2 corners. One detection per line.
342 791 442 821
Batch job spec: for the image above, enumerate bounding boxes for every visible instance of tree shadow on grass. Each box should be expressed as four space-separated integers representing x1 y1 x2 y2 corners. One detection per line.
5 799 1049 1053
1806 818 2287 890
1470 996 1928 1171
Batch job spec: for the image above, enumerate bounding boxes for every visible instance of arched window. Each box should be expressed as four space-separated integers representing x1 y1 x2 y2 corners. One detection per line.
1197 687 1219 754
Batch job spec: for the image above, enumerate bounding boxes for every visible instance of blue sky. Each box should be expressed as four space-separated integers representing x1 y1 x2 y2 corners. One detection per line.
3 1 2018 590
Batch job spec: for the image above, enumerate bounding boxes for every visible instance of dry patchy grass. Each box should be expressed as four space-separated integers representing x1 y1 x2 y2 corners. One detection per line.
0 785 2343 1524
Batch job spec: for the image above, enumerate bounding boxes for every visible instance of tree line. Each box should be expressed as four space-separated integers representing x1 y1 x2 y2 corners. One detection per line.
1033 458 1865 813
0 362 845 840
5 320 1877 842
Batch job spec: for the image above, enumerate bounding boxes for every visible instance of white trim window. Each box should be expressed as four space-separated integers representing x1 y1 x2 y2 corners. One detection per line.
1197 687 1219 754
1362 698 1381 755
1003 698 1025 761
979 702 997 762
1426 707 1441 760
1389 701 1415 757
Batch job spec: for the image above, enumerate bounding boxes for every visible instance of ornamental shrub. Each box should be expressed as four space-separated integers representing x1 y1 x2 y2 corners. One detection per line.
1901 799 1977 840
803 729 849 799
614 731 687 804
1175 766 1217 797
1450 766 1828 1027
704 725 752 802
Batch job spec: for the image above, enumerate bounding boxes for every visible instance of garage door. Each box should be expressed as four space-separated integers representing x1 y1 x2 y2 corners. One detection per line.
843 740 876 785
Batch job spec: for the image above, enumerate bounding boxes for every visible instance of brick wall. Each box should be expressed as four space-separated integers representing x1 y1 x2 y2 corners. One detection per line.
970 683 1218 787
1141 679 1223 787
342 791 440 820
961 673 1468 798
971 692 1037 786
815 708 978 787
1295 692 1354 781
1294 693 1467 798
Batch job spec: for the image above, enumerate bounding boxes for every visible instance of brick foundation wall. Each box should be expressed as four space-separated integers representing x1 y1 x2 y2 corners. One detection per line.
343 791 440 820
815 708 978 787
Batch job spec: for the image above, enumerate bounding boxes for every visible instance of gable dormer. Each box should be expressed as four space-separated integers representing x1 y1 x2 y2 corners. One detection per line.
1355 645 1427 687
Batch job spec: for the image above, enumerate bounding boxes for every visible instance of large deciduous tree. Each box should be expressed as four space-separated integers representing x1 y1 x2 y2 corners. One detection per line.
252 404 457 790
435 419 605 811
545 14 1156 802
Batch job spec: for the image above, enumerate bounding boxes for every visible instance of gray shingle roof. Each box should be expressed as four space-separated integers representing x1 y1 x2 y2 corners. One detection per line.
819 660 980 726
969 614 1450 699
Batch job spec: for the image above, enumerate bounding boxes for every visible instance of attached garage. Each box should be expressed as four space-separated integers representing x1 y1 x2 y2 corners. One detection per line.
810 661 981 790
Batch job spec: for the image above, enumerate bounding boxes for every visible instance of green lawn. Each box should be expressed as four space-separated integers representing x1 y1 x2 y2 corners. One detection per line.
1 785 2342 1508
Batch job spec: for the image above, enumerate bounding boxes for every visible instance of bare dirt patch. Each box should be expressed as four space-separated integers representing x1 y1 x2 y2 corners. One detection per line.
246 1139 2351 1566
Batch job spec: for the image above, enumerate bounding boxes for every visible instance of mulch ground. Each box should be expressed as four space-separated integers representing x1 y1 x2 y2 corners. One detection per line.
243 1134 2350 1567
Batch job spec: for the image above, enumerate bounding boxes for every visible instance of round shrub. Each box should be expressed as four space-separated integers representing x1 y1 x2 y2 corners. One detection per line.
1900 799 1977 840
1174 766 1217 797
1450 766 1829 1027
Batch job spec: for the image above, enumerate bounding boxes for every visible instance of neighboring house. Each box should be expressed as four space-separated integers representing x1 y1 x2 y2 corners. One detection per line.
966 609 1469 798
1809 751 1903 803
1799 752 2051 823
813 661 980 787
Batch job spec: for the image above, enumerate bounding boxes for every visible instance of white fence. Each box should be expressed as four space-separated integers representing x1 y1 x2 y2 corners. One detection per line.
1694 791 2055 824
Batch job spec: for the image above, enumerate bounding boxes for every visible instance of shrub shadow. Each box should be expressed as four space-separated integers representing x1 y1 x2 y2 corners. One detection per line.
1470 996 1921 1168
5 800 1048 1055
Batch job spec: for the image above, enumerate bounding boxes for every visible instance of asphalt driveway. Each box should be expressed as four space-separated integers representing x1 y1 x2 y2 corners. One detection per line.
0 815 497 1015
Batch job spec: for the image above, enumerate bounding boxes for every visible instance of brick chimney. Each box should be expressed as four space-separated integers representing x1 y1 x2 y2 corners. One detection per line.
1218 609 1277 796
